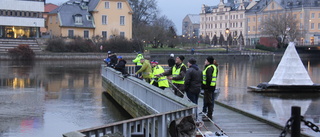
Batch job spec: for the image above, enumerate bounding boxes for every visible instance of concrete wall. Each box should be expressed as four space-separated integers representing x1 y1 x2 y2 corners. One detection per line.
102 77 157 117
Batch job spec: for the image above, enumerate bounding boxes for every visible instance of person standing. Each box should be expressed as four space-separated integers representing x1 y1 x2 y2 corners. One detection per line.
167 53 175 67
202 56 218 121
135 58 152 83
157 56 186 98
150 60 169 90
132 52 144 77
114 56 127 74
184 58 202 104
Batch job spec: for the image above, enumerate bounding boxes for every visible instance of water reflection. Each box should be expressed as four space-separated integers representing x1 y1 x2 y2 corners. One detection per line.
0 60 131 137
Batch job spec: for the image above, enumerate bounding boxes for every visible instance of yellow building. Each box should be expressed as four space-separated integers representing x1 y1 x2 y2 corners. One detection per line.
246 0 320 45
47 0 132 40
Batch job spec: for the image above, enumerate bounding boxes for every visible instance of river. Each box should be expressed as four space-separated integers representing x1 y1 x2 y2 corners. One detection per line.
0 55 319 137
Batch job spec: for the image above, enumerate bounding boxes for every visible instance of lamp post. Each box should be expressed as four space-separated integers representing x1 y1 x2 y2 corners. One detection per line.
225 28 230 53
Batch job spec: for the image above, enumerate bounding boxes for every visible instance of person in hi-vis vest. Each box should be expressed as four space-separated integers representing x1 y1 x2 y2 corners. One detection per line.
150 60 169 90
132 51 144 78
201 56 218 121
156 56 186 98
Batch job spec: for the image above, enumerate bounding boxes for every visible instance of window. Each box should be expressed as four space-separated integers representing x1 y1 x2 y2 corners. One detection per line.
311 23 314 29
225 15 228 20
318 23 320 29
120 16 125 25
102 15 107 25
247 18 250 22
311 13 315 18
293 14 297 19
319 13 320 18
300 13 303 19
75 15 82 24
84 30 89 38
258 17 261 22
117 2 122 9
68 30 74 38
248 26 250 31
120 32 125 38
253 26 256 31
50 16 52 24
56 15 59 23
105 2 110 9
253 17 256 21
300 23 302 29
102 31 107 38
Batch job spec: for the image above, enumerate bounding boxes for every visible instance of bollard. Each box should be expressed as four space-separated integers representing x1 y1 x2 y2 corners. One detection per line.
291 106 301 137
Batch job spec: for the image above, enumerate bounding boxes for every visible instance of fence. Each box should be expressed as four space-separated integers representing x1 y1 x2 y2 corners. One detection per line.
62 66 197 137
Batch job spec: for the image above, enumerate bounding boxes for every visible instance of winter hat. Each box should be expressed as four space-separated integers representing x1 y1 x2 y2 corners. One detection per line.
178 55 185 61
170 53 174 57
117 56 122 59
188 58 196 64
206 56 214 64
107 51 112 54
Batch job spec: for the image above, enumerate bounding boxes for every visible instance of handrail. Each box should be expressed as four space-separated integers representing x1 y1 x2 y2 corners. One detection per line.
63 66 197 137
76 107 195 137
101 66 195 113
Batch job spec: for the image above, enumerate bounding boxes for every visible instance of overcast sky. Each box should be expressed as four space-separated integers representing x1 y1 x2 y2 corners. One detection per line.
46 0 219 35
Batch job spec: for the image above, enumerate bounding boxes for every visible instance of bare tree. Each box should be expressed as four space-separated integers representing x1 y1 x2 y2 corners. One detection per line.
260 13 303 48
128 0 158 25
218 33 225 46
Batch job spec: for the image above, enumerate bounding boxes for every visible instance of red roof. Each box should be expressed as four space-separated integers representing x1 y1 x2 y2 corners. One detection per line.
45 3 58 12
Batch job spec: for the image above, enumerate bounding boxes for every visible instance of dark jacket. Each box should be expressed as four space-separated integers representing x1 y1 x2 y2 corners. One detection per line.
114 59 127 74
201 64 218 90
162 63 186 82
185 64 202 94
108 54 118 67
168 57 175 67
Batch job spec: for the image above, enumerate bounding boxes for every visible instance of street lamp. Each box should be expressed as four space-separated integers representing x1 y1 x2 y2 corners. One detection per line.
225 28 230 53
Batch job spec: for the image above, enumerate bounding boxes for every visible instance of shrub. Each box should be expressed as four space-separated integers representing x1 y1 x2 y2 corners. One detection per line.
255 44 276 52
46 37 67 52
8 44 35 60
66 36 97 52
100 37 144 53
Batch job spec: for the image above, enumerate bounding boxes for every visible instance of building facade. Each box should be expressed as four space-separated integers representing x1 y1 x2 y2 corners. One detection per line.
200 0 251 44
182 14 200 38
47 0 132 40
0 0 45 38
246 0 320 46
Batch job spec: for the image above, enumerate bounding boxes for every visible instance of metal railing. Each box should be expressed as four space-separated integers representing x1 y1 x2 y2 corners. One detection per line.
62 66 197 137
77 107 194 137
101 66 195 113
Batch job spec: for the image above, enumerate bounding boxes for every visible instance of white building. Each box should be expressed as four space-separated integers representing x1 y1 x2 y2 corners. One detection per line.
0 0 45 38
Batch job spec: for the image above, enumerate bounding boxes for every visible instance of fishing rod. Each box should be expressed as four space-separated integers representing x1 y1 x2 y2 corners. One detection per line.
200 112 228 136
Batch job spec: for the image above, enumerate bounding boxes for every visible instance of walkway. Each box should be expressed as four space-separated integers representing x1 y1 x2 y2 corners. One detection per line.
198 103 290 137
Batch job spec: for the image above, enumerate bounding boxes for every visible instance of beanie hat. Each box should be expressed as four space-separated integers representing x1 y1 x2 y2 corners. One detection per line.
170 53 174 57
117 56 122 59
178 55 185 61
206 56 214 64
188 58 196 64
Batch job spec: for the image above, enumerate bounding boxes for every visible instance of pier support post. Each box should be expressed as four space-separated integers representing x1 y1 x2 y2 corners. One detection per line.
291 106 301 137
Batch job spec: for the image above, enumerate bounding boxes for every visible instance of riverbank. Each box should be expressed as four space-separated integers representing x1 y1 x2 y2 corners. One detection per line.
0 51 318 61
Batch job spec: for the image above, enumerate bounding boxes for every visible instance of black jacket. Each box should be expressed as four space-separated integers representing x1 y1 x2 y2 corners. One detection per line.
167 57 175 67
108 55 118 67
114 59 127 74
184 64 202 94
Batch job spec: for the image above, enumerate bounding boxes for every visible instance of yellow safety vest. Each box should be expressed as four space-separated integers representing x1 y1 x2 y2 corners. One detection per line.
132 54 144 66
172 63 186 84
202 64 217 86
150 65 169 88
